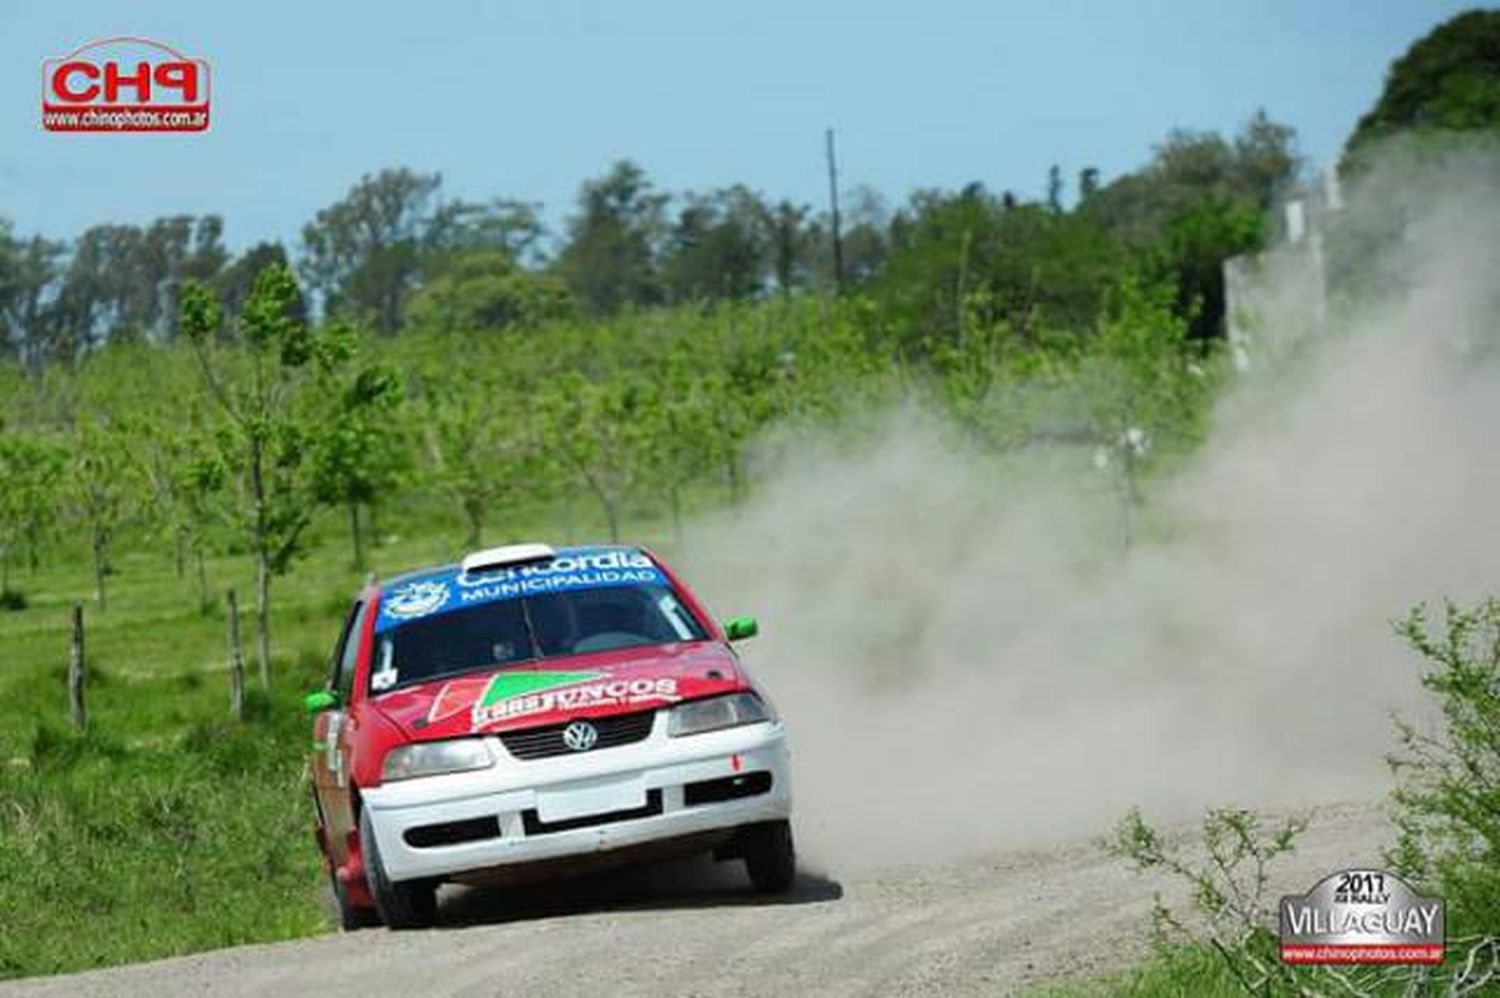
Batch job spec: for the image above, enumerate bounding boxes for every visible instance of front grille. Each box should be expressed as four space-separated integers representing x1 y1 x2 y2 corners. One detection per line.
404 815 501 848
498 709 656 760
683 771 773 806
522 789 663 835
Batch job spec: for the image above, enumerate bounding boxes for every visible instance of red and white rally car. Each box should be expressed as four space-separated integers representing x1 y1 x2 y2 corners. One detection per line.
306 542 794 928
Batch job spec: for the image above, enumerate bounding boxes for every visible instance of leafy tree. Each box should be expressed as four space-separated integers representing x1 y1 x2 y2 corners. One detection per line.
1078 167 1100 204
661 185 771 303
180 264 349 687
310 344 407 569
216 243 302 326
1069 279 1216 548
540 373 653 541
556 160 668 315
1389 599 1500 939
0 225 66 370
879 185 1127 345
1344 10 1500 169
0 431 66 595
301 168 442 332
48 216 225 354
134 409 225 608
65 417 137 611
428 198 547 263
421 368 544 548
404 250 572 332
767 200 813 295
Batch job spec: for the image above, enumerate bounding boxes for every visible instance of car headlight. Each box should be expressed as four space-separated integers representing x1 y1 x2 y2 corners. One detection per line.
381 739 494 782
668 692 773 737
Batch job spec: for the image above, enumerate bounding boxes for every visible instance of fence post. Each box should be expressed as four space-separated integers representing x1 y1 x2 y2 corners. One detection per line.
227 587 245 721
68 603 86 731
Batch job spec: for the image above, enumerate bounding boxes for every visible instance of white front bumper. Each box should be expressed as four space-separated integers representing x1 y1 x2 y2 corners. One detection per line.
361 715 792 883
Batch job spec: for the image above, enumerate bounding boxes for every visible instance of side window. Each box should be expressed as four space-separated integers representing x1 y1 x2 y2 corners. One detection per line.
329 601 368 698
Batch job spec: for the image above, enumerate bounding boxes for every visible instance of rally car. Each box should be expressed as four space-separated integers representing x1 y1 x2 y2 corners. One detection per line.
306 542 794 929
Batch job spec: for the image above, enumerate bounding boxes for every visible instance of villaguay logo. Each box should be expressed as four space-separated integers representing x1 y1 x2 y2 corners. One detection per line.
1279 869 1444 965
42 38 210 133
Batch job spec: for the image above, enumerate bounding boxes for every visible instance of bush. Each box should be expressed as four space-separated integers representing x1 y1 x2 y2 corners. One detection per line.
1389 600 1500 960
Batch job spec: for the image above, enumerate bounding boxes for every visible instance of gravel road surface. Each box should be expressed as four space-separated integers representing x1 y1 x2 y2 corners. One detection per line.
2 803 1386 997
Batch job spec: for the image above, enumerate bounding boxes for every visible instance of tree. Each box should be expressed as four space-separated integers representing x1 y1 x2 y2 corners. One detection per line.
661 185 771 303
48 216 225 355
428 198 547 264
556 160 668 315
539 373 653 541
0 431 66 595
301 168 442 332
310 346 407 569
180 264 349 687
216 243 302 326
878 184 1127 345
135 410 225 608
404 250 572 332
65 417 137 611
421 372 539 549
1344 10 1500 170
1078 167 1100 204
0 226 66 370
1047 165 1064 213
768 200 813 295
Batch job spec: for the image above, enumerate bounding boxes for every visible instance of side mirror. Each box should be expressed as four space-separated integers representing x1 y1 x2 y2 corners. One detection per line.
723 616 759 642
304 689 340 714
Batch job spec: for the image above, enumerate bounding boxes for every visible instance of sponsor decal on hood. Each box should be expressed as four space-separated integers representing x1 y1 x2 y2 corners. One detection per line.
374 645 747 738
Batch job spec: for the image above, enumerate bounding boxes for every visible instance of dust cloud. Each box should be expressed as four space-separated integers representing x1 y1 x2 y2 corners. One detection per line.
681 151 1500 871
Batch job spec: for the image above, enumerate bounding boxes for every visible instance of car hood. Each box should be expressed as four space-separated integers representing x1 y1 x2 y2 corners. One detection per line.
371 642 747 740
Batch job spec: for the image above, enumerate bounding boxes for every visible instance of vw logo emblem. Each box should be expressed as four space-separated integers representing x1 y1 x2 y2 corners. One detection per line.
562 720 599 752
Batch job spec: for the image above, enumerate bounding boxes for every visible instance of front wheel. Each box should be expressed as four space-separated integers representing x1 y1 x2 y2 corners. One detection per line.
359 808 438 928
743 819 796 894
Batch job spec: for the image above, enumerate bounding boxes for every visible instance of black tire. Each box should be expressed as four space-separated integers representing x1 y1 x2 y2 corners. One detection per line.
743 819 796 894
359 808 438 929
328 869 379 931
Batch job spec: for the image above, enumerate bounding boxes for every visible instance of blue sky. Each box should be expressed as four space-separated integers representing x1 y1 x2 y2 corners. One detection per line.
0 0 1475 251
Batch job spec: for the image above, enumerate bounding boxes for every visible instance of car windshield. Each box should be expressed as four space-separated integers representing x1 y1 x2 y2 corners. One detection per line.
370 583 708 692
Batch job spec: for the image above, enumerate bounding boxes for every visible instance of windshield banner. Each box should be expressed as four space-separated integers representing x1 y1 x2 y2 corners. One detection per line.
375 547 665 632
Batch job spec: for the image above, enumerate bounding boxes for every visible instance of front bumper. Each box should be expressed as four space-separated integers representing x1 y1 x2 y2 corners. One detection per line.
361 715 791 883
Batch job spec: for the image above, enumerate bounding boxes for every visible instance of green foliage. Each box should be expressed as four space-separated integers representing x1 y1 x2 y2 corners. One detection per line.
404 249 573 332
0 430 66 591
65 416 139 611
1109 806 1307 992
300 168 443 333
182 264 357 685
1389 600 1500 939
880 188 1128 344
1344 10 1500 170
557 160 670 314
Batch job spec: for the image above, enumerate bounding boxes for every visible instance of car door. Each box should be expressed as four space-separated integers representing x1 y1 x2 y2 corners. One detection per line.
312 600 365 867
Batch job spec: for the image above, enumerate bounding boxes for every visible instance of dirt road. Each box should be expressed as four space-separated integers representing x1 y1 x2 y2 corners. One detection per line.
1 803 1386 997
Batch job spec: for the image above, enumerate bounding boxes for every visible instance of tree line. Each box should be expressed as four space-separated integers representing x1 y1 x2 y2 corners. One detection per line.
0 112 1297 368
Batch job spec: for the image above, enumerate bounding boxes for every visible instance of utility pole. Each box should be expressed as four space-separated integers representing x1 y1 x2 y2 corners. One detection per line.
825 127 844 294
